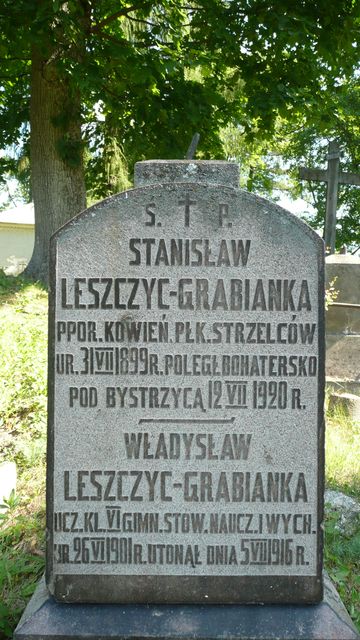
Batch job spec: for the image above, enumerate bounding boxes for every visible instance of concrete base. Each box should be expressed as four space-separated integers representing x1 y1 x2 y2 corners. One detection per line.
327 378 360 397
15 576 359 640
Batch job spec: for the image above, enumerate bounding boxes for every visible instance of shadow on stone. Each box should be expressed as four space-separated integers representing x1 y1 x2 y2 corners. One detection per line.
14 575 359 640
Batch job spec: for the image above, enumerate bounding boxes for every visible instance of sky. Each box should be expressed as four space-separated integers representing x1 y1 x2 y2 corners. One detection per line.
1 177 316 218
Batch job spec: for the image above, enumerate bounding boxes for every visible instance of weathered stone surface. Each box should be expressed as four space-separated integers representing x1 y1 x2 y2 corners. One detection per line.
326 254 360 334
47 161 324 604
325 254 360 382
14 575 360 640
325 490 360 537
326 335 360 381
134 160 239 188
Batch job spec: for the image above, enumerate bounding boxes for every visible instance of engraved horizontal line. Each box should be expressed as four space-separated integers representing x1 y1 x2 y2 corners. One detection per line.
225 380 248 384
138 418 236 424
225 405 248 409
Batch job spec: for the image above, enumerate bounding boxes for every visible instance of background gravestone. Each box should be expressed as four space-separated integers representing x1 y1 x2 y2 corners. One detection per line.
46 160 324 605
325 253 360 385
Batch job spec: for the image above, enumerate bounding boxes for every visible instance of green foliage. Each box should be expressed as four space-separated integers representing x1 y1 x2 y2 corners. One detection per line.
86 114 132 201
0 489 21 516
0 499 45 637
0 145 31 210
324 509 360 629
0 272 47 466
325 278 338 311
0 1 359 263
325 410 360 497
0 274 47 637
221 102 360 252
275 77 360 252
324 412 360 632
1 1 360 200
220 121 290 197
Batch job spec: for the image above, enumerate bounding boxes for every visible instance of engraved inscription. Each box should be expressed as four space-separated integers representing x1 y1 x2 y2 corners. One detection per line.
50 182 322 588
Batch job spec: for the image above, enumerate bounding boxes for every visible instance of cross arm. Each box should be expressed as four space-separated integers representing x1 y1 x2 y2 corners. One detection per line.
299 167 360 186
298 167 327 182
338 171 360 186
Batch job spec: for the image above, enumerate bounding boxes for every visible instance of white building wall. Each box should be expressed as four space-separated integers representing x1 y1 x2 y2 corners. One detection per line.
0 223 34 274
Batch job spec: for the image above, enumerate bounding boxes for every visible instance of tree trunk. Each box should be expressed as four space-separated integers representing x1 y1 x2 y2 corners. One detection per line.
25 48 86 284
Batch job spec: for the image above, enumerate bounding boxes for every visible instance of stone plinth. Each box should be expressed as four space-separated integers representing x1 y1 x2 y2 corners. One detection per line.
14 576 360 640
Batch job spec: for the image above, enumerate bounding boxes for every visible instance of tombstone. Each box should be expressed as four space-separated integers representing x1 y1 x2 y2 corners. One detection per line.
325 253 360 385
15 160 359 640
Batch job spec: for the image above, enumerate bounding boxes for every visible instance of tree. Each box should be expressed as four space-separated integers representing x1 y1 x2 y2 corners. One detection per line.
221 74 360 253
0 1 359 281
276 77 360 253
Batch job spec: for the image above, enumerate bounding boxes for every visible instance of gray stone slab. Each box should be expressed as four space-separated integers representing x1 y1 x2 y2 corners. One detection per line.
47 162 325 604
134 160 239 188
14 576 360 640
326 379 360 396
326 335 360 381
325 254 360 334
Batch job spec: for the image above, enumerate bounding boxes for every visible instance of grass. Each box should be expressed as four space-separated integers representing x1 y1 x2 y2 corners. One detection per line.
324 507 360 627
0 272 359 636
324 405 360 629
325 409 360 498
0 273 47 637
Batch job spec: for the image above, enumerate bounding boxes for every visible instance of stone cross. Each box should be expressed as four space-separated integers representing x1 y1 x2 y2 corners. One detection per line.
299 141 360 255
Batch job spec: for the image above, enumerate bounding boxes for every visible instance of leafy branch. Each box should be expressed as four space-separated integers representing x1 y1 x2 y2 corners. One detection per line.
90 1 153 33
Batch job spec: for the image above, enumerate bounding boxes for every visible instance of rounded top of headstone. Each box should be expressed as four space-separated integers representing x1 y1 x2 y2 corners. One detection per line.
134 160 239 188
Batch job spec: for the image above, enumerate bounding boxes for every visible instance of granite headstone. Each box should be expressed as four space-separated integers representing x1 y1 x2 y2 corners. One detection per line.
47 160 324 605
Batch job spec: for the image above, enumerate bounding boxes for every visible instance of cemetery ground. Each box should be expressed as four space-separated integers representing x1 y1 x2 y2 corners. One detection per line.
0 273 359 638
